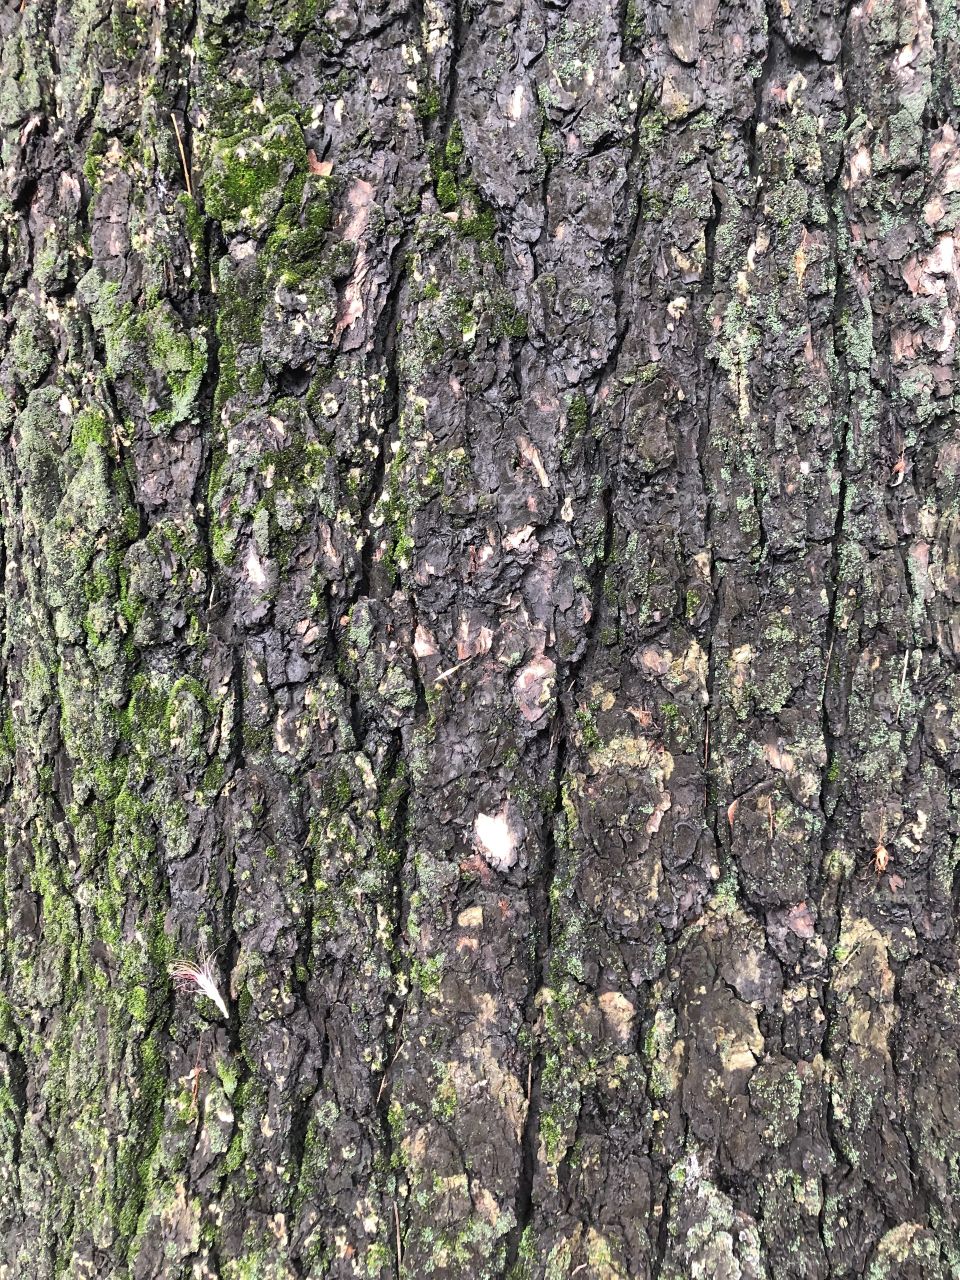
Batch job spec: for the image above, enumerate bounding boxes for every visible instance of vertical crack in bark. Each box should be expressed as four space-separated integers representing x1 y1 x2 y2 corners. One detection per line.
192 214 224 608
817 15 856 1260
592 85 651 398
748 0 778 180
506 49 646 1256
342 9 454 1260
355 230 410 610
697 174 723 878
817 204 850 933
506 491 616 1275
374 726 412 1251
441 0 463 135
223 644 245 981
329 239 417 1259
183 0 220 602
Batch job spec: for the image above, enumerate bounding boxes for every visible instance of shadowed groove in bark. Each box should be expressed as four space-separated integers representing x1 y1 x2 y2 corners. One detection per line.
816 192 852 922
355 230 411 604
191 213 224 598
697 172 724 882
506 474 616 1273
503 34 645 1237
748 0 779 180
441 0 464 137
816 19 859 1249
373 725 412 1240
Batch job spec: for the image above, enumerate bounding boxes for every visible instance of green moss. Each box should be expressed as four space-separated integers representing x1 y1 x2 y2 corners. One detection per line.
0 710 14 760
460 206 496 241
445 122 465 167
411 953 443 997
431 1066 458 1122
492 296 528 339
416 84 442 119
82 129 108 188
144 310 208 428
624 0 644 42
712 872 739 915
127 985 149 1025
567 392 589 432
69 408 110 463
212 230 324 417
113 1029 167 1239
574 706 601 749
203 114 308 235
266 178 333 281
435 169 458 210
77 271 208 430
10 298 53 388
246 0 325 33
365 1243 393 1275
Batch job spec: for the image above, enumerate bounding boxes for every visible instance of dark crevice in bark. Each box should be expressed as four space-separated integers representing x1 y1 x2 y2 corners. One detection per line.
356 231 410 608
501 49 641 1220
816 25 857 1267
406 598 430 722
748 1 779 179
503 731 557 1275
555 1094 587 1201
506 476 615 1275
192 218 224 601
816 325 849 898
651 1178 672 1280
10 174 39 217
2 1029 26 1173
336 221 415 761
697 174 723 875
220 647 246 1044
441 0 463 135
374 726 411 1206
594 83 652 403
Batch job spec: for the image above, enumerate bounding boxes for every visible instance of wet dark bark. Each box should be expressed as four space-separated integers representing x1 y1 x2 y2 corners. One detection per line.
1 0 959 1276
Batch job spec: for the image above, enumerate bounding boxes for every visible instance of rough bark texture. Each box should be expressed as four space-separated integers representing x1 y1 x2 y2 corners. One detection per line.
0 0 959 1276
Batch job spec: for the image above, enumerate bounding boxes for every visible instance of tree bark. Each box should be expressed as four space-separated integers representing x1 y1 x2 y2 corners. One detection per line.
0 0 958 1276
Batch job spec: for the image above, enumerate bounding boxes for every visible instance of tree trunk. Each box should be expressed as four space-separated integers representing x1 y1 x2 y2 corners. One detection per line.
0 0 958 1276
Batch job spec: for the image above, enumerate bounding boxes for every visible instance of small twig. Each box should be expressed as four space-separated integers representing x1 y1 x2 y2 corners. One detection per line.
849 939 864 962
170 112 193 199
703 717 712 811
433 655 477 686
768 794 775 839
527 1060 533 1103
376 1008 405 1104
394 1201 403 1274
190 1032 205 1118
896 649 909 722
821 632 835 705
